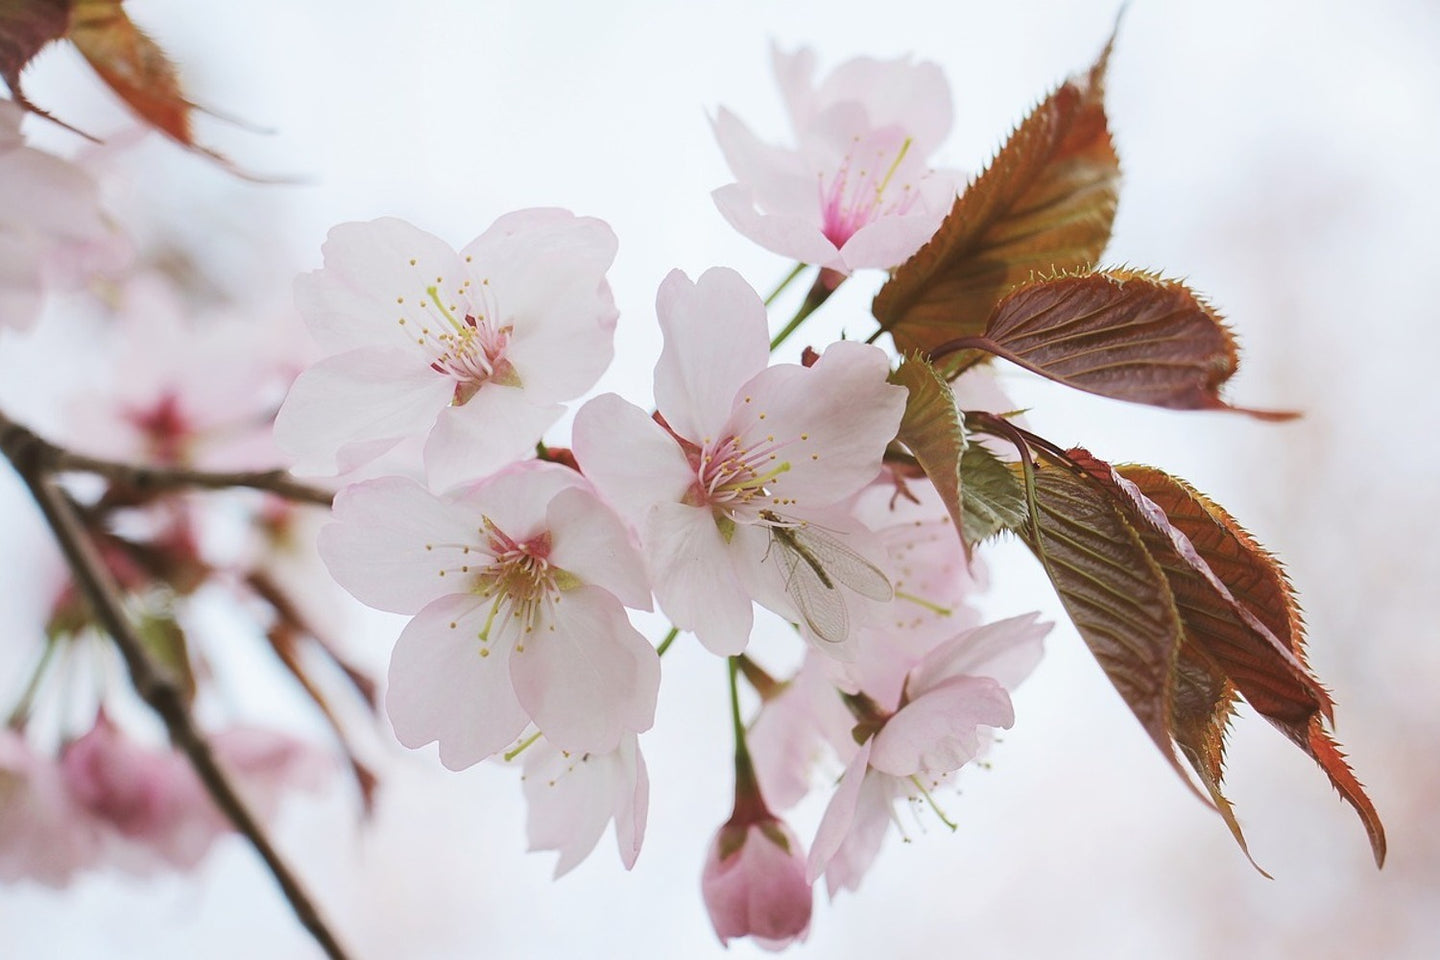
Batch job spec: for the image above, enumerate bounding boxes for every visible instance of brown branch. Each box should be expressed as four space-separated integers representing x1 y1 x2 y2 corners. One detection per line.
0 421 351 959
0 410 334 507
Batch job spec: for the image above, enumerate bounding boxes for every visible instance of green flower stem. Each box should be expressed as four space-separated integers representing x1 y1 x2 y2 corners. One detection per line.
770 268 846 352
6 633 59 730
764 262 809 307
655 626 680 657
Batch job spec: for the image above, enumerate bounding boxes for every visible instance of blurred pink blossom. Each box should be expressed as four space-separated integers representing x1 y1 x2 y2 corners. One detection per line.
0 100 128 333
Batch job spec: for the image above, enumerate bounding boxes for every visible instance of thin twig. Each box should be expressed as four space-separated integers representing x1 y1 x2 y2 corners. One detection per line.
0 410 334 507
1 425 351 960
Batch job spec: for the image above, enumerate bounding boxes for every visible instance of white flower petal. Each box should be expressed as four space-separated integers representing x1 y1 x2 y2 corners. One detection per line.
386 595 529 770
546 487 652 611
295 218 466 355
869 675 1013 777
423 389 563 492
572 393 696 525
645 501 754 656
653 267 771 442
274 347 453 476
321 476 482 613
509 585 660 754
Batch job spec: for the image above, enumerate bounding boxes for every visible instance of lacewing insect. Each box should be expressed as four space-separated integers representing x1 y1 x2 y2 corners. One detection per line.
759 510 892 643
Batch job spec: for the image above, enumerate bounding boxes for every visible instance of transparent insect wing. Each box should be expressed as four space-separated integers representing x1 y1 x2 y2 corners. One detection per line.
799 525 893 603
775 536 851 644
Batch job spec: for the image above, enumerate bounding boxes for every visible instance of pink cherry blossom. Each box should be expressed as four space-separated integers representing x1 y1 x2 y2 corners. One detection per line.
831 473 989 705
573 267 906 657
517 730 648 877
276 209 619 491
711 47 959 274
319 461 658 768
0 729 100 886
701 817 813 950
0 100 127 333
807 614 1050 895
747 655 855 811
59 713 331 876
64 273 295 470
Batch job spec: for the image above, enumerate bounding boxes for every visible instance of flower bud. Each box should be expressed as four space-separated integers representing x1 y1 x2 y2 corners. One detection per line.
700 815 812 950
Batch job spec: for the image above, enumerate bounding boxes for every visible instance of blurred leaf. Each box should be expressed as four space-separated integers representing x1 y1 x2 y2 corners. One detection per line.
66 1 190 142
135 612 195 703
0 0 84 133
65 0 254 173
1115 462 1386 867
949 269 1295 419
890 355 967 544
873 31 1118 360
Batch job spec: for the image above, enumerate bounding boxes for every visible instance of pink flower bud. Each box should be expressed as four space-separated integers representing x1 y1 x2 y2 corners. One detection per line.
701 816 812 950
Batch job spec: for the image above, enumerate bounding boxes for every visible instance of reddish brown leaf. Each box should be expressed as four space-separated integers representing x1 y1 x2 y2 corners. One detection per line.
943 270 1295 419
1116 463 1386 866
65 0 249 173
1016 458 1203 800
0 0 88 134
872 33 1119 357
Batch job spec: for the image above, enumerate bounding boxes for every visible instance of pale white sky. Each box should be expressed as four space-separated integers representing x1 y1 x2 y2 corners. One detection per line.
2 1 1438 957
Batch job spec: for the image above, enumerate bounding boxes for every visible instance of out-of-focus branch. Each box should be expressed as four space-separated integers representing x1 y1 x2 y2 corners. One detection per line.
0 412 351 960
0 410 334 507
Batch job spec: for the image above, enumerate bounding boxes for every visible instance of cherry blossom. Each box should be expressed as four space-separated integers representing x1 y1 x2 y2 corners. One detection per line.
517 730 648 877
276 210 618 491
573 267 906 657
0 101 128 334
711 47 959 274
702 816 813 950
807 614 1050 895
59 713 331 876
319 461 658 768
64 273 296 470
0 729 100 886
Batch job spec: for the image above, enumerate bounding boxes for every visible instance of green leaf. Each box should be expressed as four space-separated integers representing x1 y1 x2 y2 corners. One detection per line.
957 430 1027 547
135 612 195 704
889 355 967 543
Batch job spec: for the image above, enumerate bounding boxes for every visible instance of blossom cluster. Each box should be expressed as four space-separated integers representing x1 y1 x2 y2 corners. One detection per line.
269 49 1049 948
0 43 1049 952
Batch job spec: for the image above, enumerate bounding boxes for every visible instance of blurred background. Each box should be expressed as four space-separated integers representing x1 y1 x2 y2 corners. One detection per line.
1 0 1437 956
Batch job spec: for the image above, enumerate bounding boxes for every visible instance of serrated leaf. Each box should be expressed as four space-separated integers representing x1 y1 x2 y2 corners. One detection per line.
873 32 1119 358
1014 458 1200 796
890 355 967 544
65 0 250 173
0 0 78 130
954 269 1294 419
1115 463 1386 867
956 431 1027 547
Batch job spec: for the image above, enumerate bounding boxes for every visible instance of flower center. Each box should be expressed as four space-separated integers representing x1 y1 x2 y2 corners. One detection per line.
817 134 918 249
395 272 519 405
692 431 793 519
